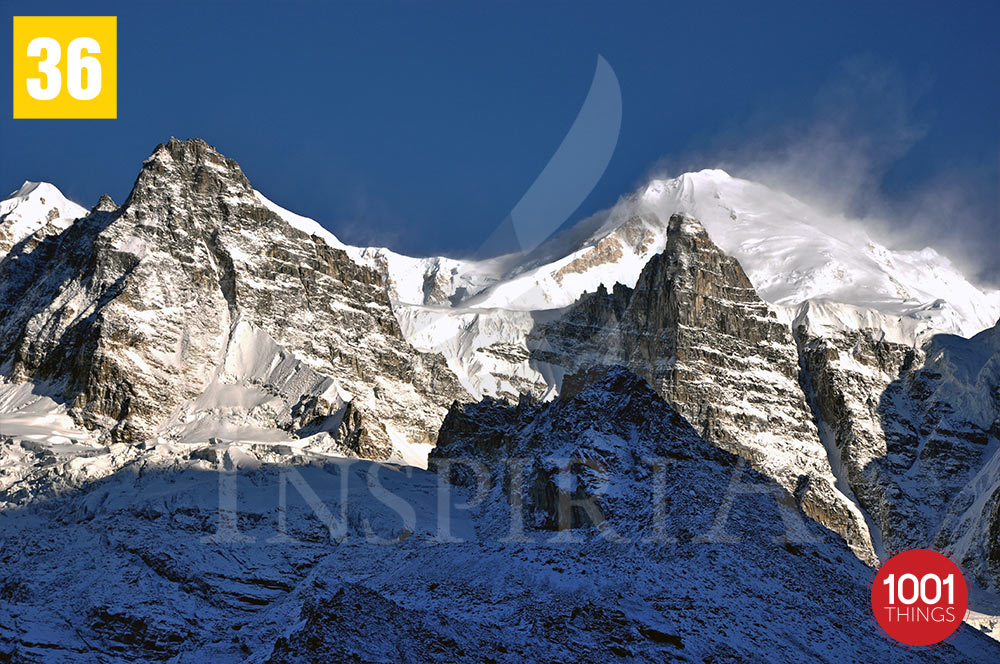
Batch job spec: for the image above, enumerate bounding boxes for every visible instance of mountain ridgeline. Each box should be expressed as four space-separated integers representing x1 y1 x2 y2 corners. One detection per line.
1 138 999 658
1 138 468 460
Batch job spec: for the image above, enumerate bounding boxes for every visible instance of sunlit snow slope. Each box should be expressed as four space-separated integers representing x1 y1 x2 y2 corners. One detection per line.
0 181 87 256
426 169 999 339
323 169 998 398
640 170 1000 340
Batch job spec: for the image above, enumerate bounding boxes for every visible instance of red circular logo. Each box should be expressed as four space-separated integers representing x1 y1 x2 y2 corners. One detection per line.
870 548 969 648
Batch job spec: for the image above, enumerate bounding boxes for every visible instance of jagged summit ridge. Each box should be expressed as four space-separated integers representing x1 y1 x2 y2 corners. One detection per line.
11 160 997 341
529 212 880 564
0 138 468 470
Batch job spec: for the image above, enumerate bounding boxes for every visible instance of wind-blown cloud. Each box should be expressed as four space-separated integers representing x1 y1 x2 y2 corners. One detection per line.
649 57 999 287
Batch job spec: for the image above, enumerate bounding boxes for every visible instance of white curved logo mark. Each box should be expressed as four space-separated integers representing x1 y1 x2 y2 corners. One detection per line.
484 55 622 255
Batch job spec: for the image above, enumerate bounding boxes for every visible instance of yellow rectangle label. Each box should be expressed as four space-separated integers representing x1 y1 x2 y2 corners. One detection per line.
12 16 117 119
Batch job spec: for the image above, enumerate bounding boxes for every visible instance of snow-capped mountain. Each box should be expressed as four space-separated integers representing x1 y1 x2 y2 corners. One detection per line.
361 168 999 325
359 171 999 615
639 170 999 338
0 181 87 257
365 170 999 429
2 138 999 657
1 138 468 481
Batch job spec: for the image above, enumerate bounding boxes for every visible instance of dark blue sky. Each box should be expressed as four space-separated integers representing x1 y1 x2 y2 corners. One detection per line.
2 1 998 279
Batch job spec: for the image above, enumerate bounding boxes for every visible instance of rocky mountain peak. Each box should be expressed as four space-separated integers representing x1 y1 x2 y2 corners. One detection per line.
0 138 469 458
654 211 756 298
92 193 118 213
125 137 253 216
530 210 879 564
144 137 244 179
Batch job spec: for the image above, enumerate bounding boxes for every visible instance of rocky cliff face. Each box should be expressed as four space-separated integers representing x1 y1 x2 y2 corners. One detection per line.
530 214 878 564
522 214 1000 606
797 319 1000 592
0 138 468 459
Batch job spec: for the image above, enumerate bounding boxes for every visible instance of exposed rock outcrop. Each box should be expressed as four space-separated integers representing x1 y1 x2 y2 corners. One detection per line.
530 214 879 563
0 138 469 458
797 319 1000 592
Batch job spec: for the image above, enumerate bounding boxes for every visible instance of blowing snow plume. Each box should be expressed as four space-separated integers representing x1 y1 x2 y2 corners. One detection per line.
648 57 1000 288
